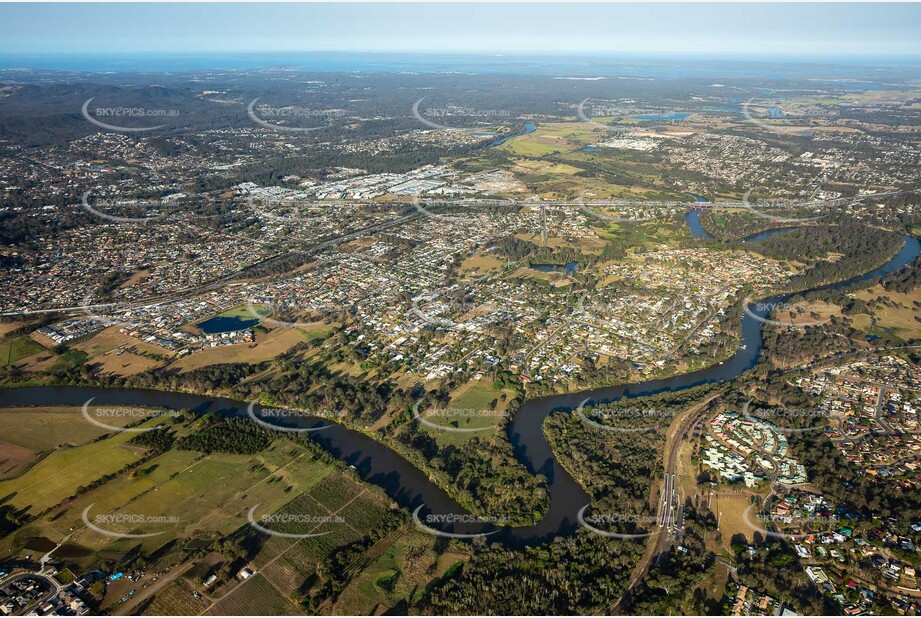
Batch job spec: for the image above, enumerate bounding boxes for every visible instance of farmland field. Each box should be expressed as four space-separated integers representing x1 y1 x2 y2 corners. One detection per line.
422 381 513 446
0 418 155 514
170 325 326 373
498 122 595 157
0 334 46 366
0 436 338 561
852 286 921 339
141 578 209 616
205 573 303 616
0 406 136 451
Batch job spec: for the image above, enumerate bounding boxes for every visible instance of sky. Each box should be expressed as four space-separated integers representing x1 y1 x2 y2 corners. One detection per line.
0 2 919 59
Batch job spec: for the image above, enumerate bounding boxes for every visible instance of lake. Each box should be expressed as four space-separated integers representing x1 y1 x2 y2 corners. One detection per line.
532 262 578 274
2 234 917 545
632 112 690 121
197 315 259 334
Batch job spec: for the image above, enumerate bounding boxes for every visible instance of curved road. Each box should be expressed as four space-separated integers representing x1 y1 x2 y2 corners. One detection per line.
0 233 917 547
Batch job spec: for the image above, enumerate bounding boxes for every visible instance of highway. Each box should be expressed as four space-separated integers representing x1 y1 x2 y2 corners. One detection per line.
0 211 421 319
610 391 724 613
8 185 896 320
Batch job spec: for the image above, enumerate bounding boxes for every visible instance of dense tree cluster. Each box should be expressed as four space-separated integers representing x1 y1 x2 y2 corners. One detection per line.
128 427 176 454
419 531 642 615
622 502 718 615
791 432 921 525
301 511 404 611
175 414 273 454
240 358 405 427
746 224 904 292
393 400 549 526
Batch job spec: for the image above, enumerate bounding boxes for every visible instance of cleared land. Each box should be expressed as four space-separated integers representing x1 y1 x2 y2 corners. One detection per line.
0 406 130 452
0 334 46 366
0 440 35 478
498 123 595 157
205 573 302 616
0 421 151 514
851 286 921 340
140 578 209 616
422 382 514 447
174 323 332 373
0 321 25 337
72 327 173 377
458 253 506 277
0 406 142 478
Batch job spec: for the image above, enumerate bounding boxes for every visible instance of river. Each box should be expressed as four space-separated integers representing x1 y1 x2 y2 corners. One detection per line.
488 121 536 147
1 228 917 546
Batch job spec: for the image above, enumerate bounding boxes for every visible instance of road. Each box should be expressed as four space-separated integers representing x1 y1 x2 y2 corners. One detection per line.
610 391 724 613
10 186 909 320
1 212 421 318
0 570 64 616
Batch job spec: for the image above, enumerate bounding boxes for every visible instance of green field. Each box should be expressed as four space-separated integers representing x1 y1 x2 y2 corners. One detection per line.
0 408 342 559
0 396 458 615
337 531 430 613
206 573 302 615
497 123 594 157
140 578 209 615
222 304 268 319
0 418 158 514
422 383 512 447
73 444 333 553
0 335 45 365
0 407 136 452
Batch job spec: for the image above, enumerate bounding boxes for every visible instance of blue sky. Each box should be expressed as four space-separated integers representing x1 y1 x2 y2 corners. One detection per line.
0 3 919 57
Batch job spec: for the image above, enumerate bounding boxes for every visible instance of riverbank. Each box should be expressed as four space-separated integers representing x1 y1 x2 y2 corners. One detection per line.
1 232 917 546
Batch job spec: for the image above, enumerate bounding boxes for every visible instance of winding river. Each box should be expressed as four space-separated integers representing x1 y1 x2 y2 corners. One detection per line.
1 224 918 546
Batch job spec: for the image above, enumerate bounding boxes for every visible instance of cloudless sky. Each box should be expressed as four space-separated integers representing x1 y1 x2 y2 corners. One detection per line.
0 2 919 58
